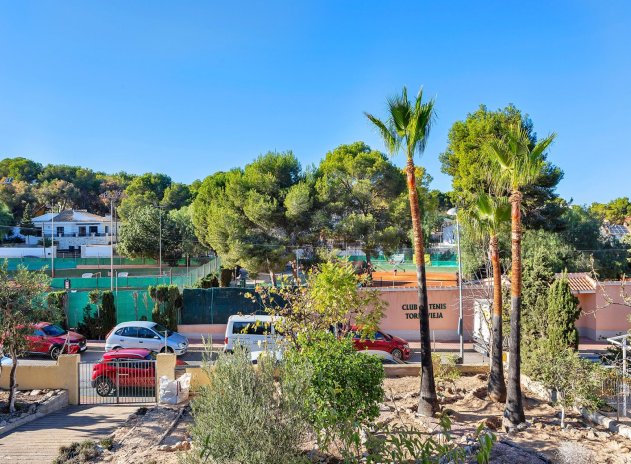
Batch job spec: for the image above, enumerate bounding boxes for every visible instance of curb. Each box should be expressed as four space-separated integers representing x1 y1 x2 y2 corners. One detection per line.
0 390 69 437
579 408 631 440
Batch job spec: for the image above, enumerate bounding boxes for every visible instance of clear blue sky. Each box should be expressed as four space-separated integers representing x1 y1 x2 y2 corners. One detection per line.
1 1 629 205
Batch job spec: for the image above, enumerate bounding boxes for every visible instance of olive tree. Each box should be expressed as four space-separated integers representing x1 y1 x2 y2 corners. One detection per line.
0 263 50 413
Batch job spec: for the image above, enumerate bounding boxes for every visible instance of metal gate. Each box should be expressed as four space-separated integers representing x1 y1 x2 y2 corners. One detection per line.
79 359 158 405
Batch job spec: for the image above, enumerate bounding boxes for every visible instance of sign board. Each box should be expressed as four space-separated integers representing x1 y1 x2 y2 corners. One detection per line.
401 303 446 319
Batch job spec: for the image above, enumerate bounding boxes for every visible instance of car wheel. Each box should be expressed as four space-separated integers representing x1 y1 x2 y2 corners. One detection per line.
49 345 62 360
112 346 122 351
160 346 174 354
391 348 403 360
95 377 115 397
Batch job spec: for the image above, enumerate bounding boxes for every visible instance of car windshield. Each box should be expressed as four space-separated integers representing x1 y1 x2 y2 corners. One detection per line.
152 323 173 337
41 324 67 337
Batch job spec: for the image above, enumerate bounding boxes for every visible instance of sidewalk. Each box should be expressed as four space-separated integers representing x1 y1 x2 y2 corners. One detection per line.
0 405 138 463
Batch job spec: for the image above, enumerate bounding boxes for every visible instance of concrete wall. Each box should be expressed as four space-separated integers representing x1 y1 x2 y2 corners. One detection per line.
0 355 79 404
0 246 56 258
81 244 113 258
576 284 631 340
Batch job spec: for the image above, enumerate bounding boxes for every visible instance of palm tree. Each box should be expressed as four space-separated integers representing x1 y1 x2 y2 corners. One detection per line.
365 87 439 416
486 124 556 427
463 193 510 403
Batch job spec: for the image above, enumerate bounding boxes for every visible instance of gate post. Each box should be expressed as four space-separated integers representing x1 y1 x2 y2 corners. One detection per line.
59 354 80 405
156 353 177 401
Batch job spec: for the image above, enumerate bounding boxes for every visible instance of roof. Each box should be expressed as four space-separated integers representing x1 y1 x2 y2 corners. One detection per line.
554 272 596 294
103 348 152 360
114 321 157 328
607 224 630 236
32 209 110 223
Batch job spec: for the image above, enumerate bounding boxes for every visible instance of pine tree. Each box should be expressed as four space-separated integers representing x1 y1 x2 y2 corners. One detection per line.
546 275 581 350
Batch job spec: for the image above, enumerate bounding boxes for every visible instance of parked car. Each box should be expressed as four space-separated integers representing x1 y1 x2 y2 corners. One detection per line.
223 315 283 353
351 328 411 360
91 348 187 397
25 322 87 360
357 349 406 364
105 321 189 355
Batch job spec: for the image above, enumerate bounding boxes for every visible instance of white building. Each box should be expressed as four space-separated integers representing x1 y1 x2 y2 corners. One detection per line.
29 209 119 252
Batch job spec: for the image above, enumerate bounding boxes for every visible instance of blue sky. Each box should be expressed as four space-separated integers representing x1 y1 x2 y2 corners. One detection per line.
0 1 629 205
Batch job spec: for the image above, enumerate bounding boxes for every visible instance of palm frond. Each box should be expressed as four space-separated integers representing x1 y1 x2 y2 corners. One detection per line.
365 112 400 155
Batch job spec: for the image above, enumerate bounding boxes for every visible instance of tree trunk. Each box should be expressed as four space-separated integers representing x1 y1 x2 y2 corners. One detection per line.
291 260 299 284
269 270 277 288
406 159 438 416
488 234 507 403
504 190 526 427
8 349 18 414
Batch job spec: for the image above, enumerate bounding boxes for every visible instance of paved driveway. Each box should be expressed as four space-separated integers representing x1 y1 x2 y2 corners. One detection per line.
0 405 139 463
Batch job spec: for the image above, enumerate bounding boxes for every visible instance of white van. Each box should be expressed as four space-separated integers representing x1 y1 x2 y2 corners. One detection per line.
223 315 283 352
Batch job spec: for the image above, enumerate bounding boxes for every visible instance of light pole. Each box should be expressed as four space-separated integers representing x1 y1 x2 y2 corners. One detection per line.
50 204 55 277
153 203 165 277
447 207 464 363
100 191 123 291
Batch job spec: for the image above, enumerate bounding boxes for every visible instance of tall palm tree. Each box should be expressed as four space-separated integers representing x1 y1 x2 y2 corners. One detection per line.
486 124 556 427
463 193 510 403
365 87 439 416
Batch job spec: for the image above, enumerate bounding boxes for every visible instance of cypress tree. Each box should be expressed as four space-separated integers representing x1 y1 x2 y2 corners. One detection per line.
546 275 581 350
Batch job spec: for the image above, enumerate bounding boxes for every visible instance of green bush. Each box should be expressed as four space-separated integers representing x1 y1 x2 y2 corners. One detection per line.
192 272 219 288
76 291 116 339
189 346 310 464
148 285 180 331
287 332 384 460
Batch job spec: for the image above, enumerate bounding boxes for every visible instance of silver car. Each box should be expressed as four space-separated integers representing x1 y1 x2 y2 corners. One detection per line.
105 321 189 355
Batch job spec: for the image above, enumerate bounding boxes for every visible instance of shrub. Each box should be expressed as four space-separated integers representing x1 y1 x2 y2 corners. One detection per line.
287 332 384 460
148 285 180 331
76 291 116 339
53 440 99 464
192 272 219 288
189 346 310 464
432 353 461 385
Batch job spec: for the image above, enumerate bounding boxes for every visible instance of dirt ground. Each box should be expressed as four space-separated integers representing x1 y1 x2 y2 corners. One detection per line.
90 374 631 463
0 389 51 421
383 374 631 463
94 404 192 464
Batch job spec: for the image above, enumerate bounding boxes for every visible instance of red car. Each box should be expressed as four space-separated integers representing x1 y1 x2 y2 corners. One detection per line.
26 322 87 360
351 329 411 361
91 348 186 397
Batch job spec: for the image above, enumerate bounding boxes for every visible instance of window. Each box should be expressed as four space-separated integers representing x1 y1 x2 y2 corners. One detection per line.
232 321 271 335
78 226 87 237
374 332 385 340
89 226 98 235
152 323 173 337
41 324 67 337
121 327 138 338
33 329 46 336
138 327 157 339
56 226 64 236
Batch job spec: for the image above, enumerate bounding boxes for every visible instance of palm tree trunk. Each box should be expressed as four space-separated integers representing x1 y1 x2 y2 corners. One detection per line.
504 190 526 427
406 159 438 416
488 234 506 403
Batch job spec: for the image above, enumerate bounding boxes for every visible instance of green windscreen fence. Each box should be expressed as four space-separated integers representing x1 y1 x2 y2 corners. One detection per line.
64 289 155 328
181 288 286 325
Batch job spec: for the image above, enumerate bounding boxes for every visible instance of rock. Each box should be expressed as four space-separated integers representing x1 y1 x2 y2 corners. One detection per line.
595 431 610 439
475 373 488 381
29 389 41 396
158 444 173 452
177 441 191 451
484 416 502 430
28 404 36 413
533 422 544 429
0 420 7 427
587 430 596 440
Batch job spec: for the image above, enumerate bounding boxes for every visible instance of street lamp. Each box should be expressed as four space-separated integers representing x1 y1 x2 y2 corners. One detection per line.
100 191 123 291
50 204 56 277
447 207 464 363
153 203 166 276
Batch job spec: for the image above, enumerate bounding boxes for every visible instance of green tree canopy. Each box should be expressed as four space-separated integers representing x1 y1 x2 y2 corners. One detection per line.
316 142 407 262
589 197 631 224
440 104 563 228
546 275 581 351
117 204 183 265
192 152 316 282
0 157 43 182
118 173 173 219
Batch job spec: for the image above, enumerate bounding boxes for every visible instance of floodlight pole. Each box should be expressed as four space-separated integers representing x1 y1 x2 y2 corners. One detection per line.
50 205 55 277
101 191 122 291
447 207 464 363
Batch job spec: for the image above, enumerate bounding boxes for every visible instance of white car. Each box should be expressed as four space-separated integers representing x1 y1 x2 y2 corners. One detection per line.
223 315 283 353
105 321 189 355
